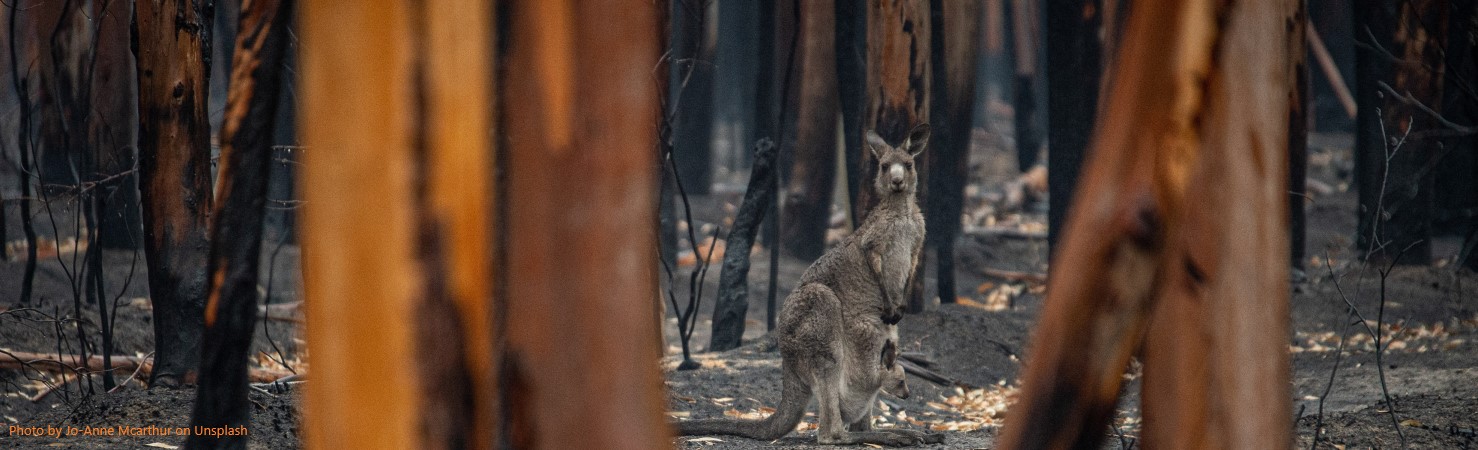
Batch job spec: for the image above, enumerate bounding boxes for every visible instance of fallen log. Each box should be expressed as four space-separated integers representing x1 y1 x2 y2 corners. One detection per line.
0 350 293 384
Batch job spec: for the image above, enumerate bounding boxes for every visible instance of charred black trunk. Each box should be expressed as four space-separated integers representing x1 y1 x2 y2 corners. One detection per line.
1352 0 1443 265
928 0 981 304
710 140 778 352
670 0 716 195
9 5 39 305
186 1 293 449
1045 0 1103 255
836 0 867 225
1289 0 1309 270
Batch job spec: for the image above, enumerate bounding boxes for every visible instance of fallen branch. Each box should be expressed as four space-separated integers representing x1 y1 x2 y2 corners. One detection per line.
899 351 934 368
0 350 293 384
979 267 1048 284
900 359 977 390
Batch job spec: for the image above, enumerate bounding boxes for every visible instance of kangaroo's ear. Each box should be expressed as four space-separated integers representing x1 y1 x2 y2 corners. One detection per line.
905 124 930 156
865 130 888 159
881 340 897 369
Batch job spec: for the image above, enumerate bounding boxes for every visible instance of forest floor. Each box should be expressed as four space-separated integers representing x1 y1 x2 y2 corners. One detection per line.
0 216 304 449
0 128 1474 449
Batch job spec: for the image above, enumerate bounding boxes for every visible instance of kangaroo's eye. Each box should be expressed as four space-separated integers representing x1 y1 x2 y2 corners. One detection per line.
903 163 913 170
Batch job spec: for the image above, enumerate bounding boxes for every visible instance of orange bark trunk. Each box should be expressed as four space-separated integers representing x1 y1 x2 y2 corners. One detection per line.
997 0 1294 448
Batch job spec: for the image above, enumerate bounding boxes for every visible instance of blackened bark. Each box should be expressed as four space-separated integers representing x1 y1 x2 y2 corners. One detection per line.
836 0 867 226
1436 0 1476 238
1045 0 1102 256
1010 0 1042 172
91 0 142 251
186 1 292 448
710 140 777 352
659 156 679 271
753 0 779 149
657 0 678 274
1454 0 1478 270
716 0 760 169
670 0 715 195
928 0 981 304
780 0 839 261
9 7 39 305
1353 0 1444 265
1353 0 1395 261
135 0 214 387
86 196 116 390
1289 0 1309 269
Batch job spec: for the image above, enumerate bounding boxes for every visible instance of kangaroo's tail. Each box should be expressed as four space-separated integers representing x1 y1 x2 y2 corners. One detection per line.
674 371 810 440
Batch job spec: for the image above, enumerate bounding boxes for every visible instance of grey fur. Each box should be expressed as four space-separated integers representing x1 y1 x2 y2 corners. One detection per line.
676 125 939 446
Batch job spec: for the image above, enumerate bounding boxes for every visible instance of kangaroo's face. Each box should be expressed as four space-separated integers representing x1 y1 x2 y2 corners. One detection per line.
866 124 930 196
880 340 909 399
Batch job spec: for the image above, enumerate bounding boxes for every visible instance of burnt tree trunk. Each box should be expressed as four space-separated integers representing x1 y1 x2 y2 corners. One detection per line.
927 0 980 304
88 0 142 251
1010 0 1042 171
300 0 501 446
1354 0 1447 265
497 0 671 446
997 0 1295 447
1439 0 1477 262
1289 0 1309 270
658 0 678 276
837 0 867 225
134 0 215 387
710 140 778 352
1045 0 1103 255
864 0 931 313
780 0 840 261
8 5 39 305
715 0 761 169
1456 2 1478 271
754 0 780 151
670 0 716 195
186 0 293 448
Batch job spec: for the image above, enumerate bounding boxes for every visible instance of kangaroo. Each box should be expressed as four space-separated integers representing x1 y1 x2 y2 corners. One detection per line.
676 125 938 446
878 339 909 401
